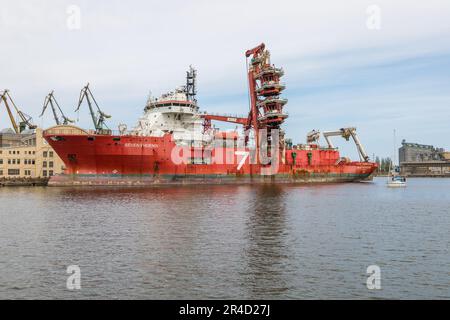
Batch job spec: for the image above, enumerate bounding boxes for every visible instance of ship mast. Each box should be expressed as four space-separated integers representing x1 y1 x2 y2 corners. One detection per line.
186 66 197 104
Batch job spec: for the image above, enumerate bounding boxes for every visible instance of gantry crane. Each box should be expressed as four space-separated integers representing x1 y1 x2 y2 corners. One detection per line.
40 91 74 125
75 83 111 132
0 89 37 133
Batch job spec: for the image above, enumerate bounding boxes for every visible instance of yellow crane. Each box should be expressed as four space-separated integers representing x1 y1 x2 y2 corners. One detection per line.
0 90 37 133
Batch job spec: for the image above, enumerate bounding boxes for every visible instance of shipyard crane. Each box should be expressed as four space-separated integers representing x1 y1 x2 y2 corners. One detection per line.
75 83 111 132
40 91 74 125
0 90 37 133
322 127 370 162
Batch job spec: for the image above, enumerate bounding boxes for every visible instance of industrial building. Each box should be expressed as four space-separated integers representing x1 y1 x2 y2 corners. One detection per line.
0 128 64 180
399 140 450 177
399 140 445 162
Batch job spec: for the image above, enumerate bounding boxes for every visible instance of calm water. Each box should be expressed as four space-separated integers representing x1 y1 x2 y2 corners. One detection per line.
0 178 449 299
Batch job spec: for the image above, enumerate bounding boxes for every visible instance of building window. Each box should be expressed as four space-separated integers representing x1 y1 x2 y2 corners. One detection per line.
24 170 31 176
43 170 47 177
8 169 20 176
0 159 2 164
12 159 16 165
43 161 47 168
17 159 20 165
8 159 11 164
49 170 54 177
43 151 48 157
32 160 35 165
49 161 54 168
49 151 54 157
0 170 3 176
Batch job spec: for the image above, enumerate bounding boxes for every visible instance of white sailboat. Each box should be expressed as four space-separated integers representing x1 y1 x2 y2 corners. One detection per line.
387 129 407 187
387 172 407 187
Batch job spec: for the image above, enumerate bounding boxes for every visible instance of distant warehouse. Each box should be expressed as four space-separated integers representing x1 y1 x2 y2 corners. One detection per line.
399 140 450 177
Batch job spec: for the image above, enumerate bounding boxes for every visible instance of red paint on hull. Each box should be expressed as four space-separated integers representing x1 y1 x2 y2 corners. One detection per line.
43 132 377 184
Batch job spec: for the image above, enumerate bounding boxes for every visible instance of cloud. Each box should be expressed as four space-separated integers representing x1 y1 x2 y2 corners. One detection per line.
1 0 450 158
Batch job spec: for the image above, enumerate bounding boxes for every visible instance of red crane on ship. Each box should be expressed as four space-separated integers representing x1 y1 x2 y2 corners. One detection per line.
202 43 288 164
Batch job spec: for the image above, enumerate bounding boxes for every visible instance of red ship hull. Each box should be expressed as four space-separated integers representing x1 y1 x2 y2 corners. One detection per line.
43 128 377 186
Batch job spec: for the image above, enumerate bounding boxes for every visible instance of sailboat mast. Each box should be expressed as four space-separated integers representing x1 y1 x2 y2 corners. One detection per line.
393 129 397 169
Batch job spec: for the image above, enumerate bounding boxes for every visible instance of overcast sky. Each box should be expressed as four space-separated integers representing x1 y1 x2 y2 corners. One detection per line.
1 0 449 159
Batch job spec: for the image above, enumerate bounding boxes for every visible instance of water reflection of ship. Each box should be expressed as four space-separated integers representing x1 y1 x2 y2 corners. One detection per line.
243 185 292 298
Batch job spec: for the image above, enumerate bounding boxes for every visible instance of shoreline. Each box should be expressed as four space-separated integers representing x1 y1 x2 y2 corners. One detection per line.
1 175 449 187
0 178 49 187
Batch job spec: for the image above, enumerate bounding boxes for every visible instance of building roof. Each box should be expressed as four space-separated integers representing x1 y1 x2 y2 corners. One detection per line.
0 128 16 134
20 129 35 135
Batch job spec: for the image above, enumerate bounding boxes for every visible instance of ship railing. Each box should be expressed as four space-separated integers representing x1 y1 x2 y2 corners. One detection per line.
257 82 286 89
43 128 89 136
43 127 140 137
97 130 144 136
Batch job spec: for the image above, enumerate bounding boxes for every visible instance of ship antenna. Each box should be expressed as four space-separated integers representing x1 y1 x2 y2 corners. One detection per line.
186 66 197 103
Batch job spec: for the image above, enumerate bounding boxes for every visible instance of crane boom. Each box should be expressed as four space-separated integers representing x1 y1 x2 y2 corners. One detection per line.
42 91 60 125
322 127 370 162
245 43 265 58
75 83 110 132
41 91 74 125
5 91 36 129
201 114 247 125
0 90 36 133
0 90 20 133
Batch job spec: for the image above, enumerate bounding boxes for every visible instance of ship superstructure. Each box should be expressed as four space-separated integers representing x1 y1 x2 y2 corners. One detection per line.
132 67 215 148
43 44 377 186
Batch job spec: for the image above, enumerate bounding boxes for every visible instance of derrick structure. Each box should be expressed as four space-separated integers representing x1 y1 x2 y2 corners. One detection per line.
245 43 288 163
